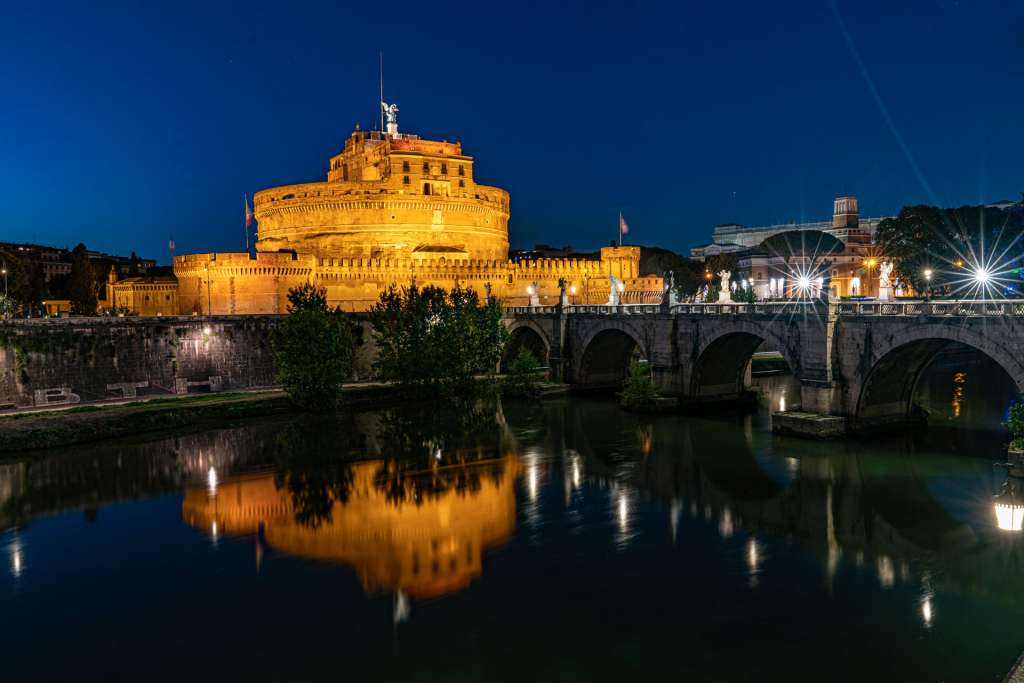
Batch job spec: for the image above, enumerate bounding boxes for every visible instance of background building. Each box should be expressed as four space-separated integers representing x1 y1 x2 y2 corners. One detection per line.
692 197 888 298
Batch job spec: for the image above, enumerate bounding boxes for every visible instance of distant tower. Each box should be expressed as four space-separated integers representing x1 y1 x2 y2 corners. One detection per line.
832 196 864 245
832 196 859 229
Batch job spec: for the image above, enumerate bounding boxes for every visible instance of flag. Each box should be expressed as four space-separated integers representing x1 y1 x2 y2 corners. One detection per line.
619 212 629 235
168 239 175 254
244 194 254 227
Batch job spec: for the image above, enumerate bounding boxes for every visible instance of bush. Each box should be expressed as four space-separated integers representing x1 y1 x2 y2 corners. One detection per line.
369 284 508 397
503 348 543 397
621 359 658 411
1006 399 1024 448
272 284 353 411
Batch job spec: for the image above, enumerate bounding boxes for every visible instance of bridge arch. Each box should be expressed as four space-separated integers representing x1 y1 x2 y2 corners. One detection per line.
854 325 1024 432
690 322 801 401
502 321 551 371
576 324 649 390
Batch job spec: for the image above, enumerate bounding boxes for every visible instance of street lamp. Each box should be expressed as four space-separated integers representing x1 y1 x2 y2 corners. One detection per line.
923 268 933 301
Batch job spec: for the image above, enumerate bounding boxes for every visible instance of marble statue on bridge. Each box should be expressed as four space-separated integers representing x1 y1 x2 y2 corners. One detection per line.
718 270 733 303
878 261 894 301
608 274 621 306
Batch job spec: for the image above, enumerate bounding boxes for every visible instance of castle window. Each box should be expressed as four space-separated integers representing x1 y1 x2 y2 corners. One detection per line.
403 175 409 185
458 179 464 188
402 160 410 172
422 162 429 173
342 165 348 181
423 183 431 195
458 165 464 176
440 163 448 175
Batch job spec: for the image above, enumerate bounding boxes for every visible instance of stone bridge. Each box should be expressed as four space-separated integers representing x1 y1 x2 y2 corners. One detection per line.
503 298 1024 428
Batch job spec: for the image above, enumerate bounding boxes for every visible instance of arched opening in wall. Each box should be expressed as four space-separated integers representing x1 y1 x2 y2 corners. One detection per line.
857 339 1020 447
691 333 796 411
578 329 643 392
502 326 549 373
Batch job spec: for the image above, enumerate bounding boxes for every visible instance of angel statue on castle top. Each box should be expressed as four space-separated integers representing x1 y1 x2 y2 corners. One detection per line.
380 101 399 123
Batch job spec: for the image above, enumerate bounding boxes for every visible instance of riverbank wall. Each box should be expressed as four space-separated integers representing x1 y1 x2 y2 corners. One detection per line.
0 316 378 408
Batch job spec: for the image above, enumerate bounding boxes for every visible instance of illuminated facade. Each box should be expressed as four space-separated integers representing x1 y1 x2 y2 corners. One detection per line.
182 458 519 599
171 112 663 313
694 196 891 299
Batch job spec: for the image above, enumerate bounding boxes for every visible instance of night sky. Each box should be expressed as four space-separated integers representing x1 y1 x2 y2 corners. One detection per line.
2 1 1022 263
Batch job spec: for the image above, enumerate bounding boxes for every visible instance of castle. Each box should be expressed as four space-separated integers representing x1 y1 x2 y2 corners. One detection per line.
162 106 663 315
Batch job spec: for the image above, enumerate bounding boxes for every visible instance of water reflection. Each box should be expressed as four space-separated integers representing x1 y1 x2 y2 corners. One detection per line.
8 396 1024 681
184 456 518 600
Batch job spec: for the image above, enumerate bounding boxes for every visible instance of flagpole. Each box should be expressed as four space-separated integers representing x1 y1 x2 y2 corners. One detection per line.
244 194 250 252
379 51 384 133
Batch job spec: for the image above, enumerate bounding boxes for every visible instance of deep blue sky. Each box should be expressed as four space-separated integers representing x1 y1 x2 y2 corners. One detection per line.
2 1 1022 263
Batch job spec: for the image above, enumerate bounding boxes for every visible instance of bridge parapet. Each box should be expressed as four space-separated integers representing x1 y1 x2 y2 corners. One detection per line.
838 299 1024 317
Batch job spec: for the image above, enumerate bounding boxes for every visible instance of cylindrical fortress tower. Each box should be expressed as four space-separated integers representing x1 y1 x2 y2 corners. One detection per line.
253 130 510 262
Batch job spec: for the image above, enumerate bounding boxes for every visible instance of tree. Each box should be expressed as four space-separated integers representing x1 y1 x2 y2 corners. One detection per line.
69 243 98 315
272 283 354 411
369 284 508 397
503 348 542 397
621 359 658 411
875 204 1024 294
1006 399 1024 449
0 248 31 316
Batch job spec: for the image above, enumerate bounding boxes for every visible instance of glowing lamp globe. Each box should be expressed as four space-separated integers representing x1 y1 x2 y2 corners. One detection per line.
995 501 1024 531
973 268 991 285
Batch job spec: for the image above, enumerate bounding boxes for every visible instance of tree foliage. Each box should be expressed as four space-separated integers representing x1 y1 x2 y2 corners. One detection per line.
621 359 658 411
875 204 1024 294
0 248 47 317
503 347 542 398
69 243 97 315
1006 399 1024 448
369 284 508 396
272 284 354 411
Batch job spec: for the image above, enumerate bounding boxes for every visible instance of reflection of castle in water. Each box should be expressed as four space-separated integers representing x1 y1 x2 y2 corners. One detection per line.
182 458 519 599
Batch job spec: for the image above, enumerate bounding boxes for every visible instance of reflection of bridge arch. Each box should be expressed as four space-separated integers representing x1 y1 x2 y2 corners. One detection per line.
502 322 550 370
576 325 648 390
853 325 1024 428
690 322 800 399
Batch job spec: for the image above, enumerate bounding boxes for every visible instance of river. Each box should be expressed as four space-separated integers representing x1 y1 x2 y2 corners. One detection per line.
1 397 1022 682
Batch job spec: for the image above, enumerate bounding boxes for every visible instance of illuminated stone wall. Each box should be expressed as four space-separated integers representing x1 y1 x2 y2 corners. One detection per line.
0 317 280 407
173 245 663 314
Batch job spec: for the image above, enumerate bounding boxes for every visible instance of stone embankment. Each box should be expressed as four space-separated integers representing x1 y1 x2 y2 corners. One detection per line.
0 385 397 454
